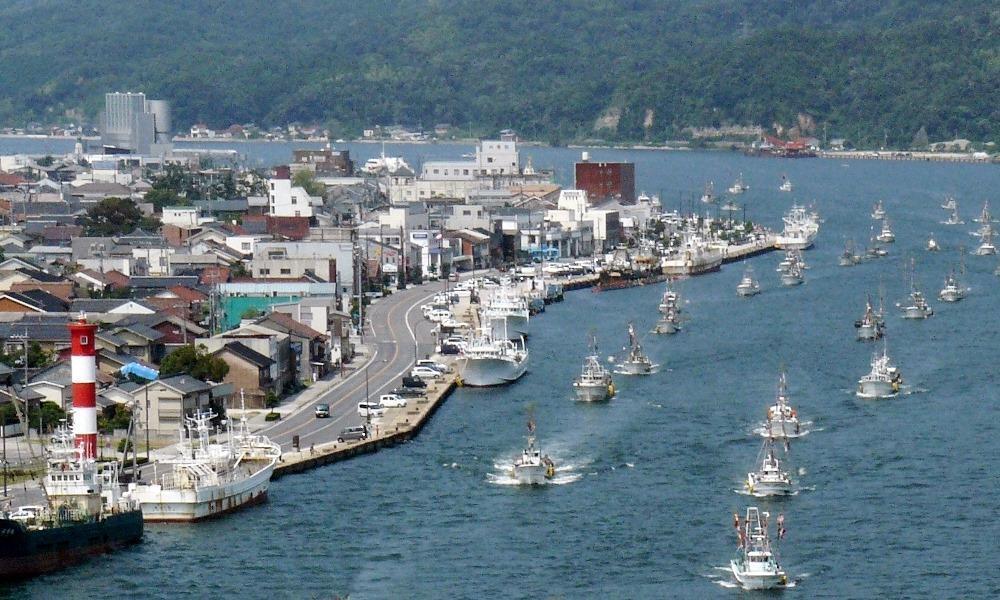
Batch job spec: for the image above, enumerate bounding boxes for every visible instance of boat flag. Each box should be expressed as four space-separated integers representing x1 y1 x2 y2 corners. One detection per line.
777 513 786 540
527 419 535 433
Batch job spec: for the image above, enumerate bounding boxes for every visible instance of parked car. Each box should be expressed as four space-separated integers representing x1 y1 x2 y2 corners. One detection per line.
391 387 425 398
448 272 460 282
337 425 368 443
378 394 407 408
410 366 443 379
416 359 451 373
357 402 386 418
314 403 330 418
439 343 461 355
401 375 428 388
426 309 453 323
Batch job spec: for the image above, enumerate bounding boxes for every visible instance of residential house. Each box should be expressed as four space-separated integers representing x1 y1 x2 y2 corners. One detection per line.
134 375 222 438
257 312 330 381
109 322 166 364
197 323 293 394
210 341 276 408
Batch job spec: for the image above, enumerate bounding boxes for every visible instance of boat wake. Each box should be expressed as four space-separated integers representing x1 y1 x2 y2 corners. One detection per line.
487 457 587 486
706 566 801 590
752 424 812 438
733 488 801 498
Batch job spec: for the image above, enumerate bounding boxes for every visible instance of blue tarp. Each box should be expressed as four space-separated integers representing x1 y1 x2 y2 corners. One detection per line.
119 362 159 381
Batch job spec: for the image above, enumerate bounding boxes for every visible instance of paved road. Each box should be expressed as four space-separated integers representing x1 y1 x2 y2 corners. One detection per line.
259 282 447 452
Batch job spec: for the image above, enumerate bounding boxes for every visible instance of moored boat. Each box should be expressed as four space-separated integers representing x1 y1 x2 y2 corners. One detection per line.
456 324 529 386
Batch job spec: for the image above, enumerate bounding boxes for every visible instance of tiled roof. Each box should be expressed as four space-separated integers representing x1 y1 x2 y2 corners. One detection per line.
219 341 274 368
261 311 327 340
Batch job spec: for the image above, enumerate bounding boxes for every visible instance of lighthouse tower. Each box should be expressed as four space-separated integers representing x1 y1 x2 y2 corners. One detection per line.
68 316 98 459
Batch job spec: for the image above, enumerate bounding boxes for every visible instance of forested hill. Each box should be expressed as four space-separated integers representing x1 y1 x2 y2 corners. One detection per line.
0 1 996 146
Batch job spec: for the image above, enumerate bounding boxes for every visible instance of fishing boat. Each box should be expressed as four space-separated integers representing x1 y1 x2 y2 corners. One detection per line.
456 324 529 386
653 309 682 334
926 236 940 251
658 282 681 314
778 176 793 192
727 172 749 194
736 265 760 297
866 225 888 258
731 507 788 590
764 370 801 439
871 200 886 220
942 204 963 225
127 408 281 522
876 218 895 243
510 419 555 485
480 284 530 340
900 288 933 319
938 269 966 302
941 196 957 211
573 336 615 402
855 295 885 341
0 423 143 580
745 437 793 497
839 239 861 266
617 323 655 375
974 226 996 256
779 252 804 286
659 233 723 276
857 343 903 399
700 181 715 204
774 204 819 250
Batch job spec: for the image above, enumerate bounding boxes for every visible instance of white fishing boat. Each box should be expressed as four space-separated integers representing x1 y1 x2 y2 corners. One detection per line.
731 507 788 590
736 265 760 297
871 200 885 220
974 226 996 256
941 197 957 211
778 176 793 192
900 288 933 319
938 269 966 302
764 370 801 439
653 309 681 335
699 181 715 204
573 336 615 402
480 284 530 339
857 343 903 399
745 437 793 497
727 173 748 194
774 204 819 250
779 255 804 286
855 295 885 341
658 282 681 314
926 236 940 251
510 420 555 485
876 218 895 243
617 323 655 375
660 233 723 276
942 205 963 225
127 409 281 522
456 325 529 387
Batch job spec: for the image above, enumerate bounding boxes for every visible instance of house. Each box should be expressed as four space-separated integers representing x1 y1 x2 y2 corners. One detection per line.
0 290 69 313
69 298 156 315
26 361 74 410
270 297 352 366
211 341 276 408
267 166 316 218
134 375 217 438
72 269 112 293
197 323 293 394
257 312 330 381
109 323 166 364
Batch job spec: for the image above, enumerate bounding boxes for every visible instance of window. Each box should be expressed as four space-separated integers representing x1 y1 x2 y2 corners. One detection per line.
241 242 251 251
295 211 301 217
280 268 291 275
433 169 439 174
487 157 493 163
291 196 298 204
270 183 274 191
80 336 88 345
463 210 471 216
463 169 469 175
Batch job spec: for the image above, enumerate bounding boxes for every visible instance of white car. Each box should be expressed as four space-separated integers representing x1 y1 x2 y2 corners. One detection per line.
378 394 407 408
416 359 451 373
357 401 386 418
427 309 452 323
409 366 443 379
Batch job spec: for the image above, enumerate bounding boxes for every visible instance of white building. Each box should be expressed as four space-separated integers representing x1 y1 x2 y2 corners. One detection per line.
268 166 317 218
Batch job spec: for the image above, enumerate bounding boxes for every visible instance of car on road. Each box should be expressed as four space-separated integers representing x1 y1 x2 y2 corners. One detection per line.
401 375 428 388
426 309 453 323
314 403 330 418
416 359 451 373
378 394 407 408
357 401 386 418
337 425 368 443
410 366 443 379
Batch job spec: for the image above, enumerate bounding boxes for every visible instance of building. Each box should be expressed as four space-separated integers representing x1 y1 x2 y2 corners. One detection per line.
574 155 636 205
100 92 171 155
291 147 354 177
268 166 316 218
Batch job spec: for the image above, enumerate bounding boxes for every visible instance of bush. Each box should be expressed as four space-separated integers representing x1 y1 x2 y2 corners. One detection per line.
264 411 281 422
117 438 134 453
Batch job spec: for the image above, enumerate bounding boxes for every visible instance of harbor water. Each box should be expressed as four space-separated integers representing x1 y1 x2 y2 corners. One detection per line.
3 139 1000 598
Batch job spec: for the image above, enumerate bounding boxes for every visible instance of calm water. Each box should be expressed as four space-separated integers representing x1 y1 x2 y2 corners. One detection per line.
3 140 1000 598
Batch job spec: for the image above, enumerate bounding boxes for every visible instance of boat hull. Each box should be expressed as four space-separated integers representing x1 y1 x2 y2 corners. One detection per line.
765 418 800 438
856 324 882 340
0 511 143 580
574 381 612 402
731 561 786 590
939 290 963 302
774 235 815 250
780 274 803 286
736 284 759 297
133 461 275 522
512 464 549 485
618 360 654 375
857 380 898 399
486 314 529 340
747 475 793 496
457 356 528 387
902 307 933 319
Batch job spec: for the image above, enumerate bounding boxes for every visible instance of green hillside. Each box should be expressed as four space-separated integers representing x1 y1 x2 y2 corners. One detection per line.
0 1 996 146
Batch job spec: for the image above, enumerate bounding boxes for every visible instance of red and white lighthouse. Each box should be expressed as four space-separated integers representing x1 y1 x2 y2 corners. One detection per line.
68 317 98 459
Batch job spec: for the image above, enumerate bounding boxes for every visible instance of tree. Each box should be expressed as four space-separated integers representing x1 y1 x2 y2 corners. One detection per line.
81 197 159 236
159 344 229 382
240 307 262 320
292 170 326 197
0 341 51 370
144 188 184 211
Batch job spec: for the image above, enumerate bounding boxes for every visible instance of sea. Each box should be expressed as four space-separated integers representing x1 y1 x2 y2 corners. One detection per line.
3 138 999 598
